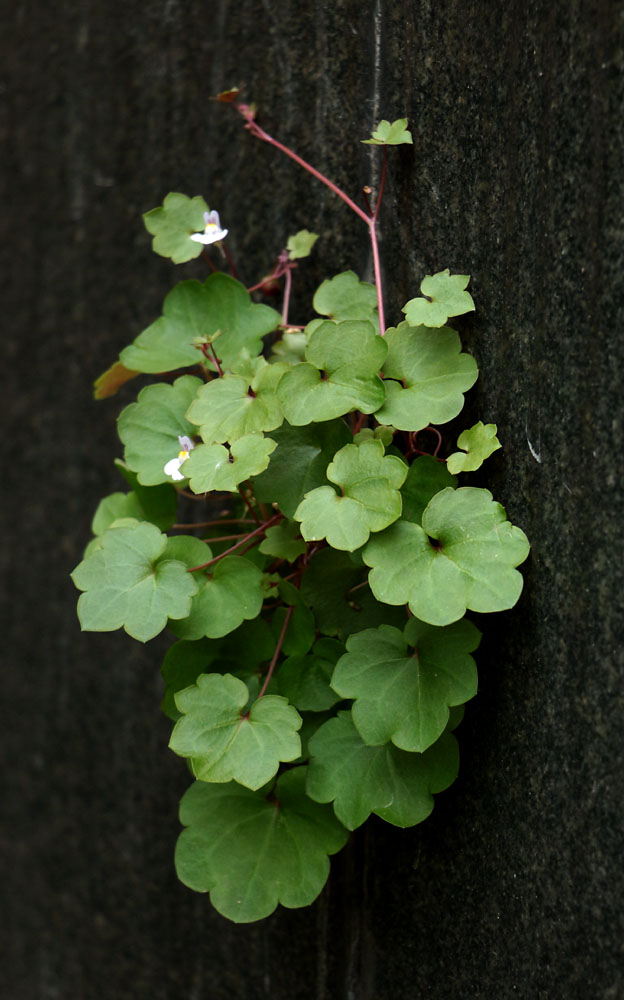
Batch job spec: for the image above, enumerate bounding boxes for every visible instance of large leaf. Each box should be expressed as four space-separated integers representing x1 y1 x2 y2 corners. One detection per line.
330 619 480 751
117 375 202 486
183 434 277 494
403 270 475 328
277 320 386 424
363 487 530 625
175 769 348 922
307 713 458 829
186 361 287 443
114 461 178 530
374 322 478 431
312 271 378 321
447 421 501 474
294 438 407 551
143 192 209 263
120 274 280 374
166 539 264 640
277 638 344 711
252 419 352 518
300 547 407 639
71 521 197 642
170 673 301 789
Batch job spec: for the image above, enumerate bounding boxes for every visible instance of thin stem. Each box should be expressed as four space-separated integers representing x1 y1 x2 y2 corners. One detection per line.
257 605 294 699
201 248 218 272
282 267 293 326
172 518 255 529
352 411 367 435
187 514 281 572
238 484 260 524
197 533 248 543
367 217 385 336
221 241 238 279
241 112 371 225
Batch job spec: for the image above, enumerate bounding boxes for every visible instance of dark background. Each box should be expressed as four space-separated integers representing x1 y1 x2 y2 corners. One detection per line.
2 2 623 998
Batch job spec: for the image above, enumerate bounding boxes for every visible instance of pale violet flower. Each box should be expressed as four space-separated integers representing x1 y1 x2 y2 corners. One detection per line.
164 436 195 481
190 210 228 245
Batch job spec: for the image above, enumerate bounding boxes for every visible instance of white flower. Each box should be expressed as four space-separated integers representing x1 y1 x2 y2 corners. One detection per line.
190 210 228 245
164 435 195 481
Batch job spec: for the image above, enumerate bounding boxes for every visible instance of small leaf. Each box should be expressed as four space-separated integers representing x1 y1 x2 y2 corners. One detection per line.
175 769 348 922
143 192 209 264
307 713 458 830
300 547 407 639
446 421 502 474
403 270 475 328
269 329 307 366
170 673 302 789
71 521 197 642
330 619 480 752
186 361 287 443
313 271 378 321
277 638 344 711
120 274 280 375
252 418 352 518
117 374 202 486
362 118 413 146
374 322 478 432
401 456 457 525
277 320 386 425
287 229 319 260
213 87 241 103
363 487 530 625
166 538 265 640
294 438 406 551
258 520 306 562
183 434 277 494
93 361 139 399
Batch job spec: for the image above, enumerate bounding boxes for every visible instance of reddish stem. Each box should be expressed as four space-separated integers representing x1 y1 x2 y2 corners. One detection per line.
187 514 281 572
221 241 238 279
238 484 261 524
258 605 294 699
282 267 293 326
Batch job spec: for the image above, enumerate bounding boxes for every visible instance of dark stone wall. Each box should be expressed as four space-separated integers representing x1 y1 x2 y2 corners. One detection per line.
2 1 622 997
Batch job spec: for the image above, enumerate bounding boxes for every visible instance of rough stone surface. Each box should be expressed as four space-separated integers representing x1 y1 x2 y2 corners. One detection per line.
2 2 622 998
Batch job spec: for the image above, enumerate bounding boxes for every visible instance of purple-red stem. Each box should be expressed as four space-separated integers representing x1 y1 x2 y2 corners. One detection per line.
257 605 294 699
282 266 293 326
187 514 280 572
222 242 238 279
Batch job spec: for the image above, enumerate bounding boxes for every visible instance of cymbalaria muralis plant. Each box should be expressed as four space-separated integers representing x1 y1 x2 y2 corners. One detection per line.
72 91 530 923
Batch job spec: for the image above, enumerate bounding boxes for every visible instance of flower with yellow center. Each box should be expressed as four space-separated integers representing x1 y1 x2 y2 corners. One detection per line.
164 435 195 481
190 210 228 245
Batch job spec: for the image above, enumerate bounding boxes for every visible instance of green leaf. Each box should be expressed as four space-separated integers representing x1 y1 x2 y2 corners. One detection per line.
117 374 202 485
363 487 530 625
258 520 306 562
271 580 315 656
161 618 277 719
119 274 280 374
143 192 209 264
278 320 386 425
175 768 348 921
183 434 277 493
252 418 352 518
91 492 143 535
330 619 480 752
170 673 302 789
287 229 319 260
277 639 344 711
403 270 475 328
300 547 407 639
294 438 407 551
361 118 413 146
374 322 478 431
313 271 378 321
307 713 458 829
71 521 197 642
447 421 502 474
401 455 457 525
269 329 307 366
186 361 287 443
166 537 265 640
114 461 178 530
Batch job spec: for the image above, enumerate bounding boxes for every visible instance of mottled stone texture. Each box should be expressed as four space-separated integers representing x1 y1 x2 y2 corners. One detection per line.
2 1 622 998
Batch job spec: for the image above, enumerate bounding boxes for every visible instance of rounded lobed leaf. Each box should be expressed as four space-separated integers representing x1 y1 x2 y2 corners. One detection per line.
446 421 502 474
403 270 475 328
363 487 530 625
277 638 345 711
287 229 319 260
312 271 378 321
295 438 407 551
170 672 302 790
307 712 458 829
374 322 478 432
330 618 480 751
143 192 208 263
175 768 348 922
361 118 413 146
183 434 277 494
